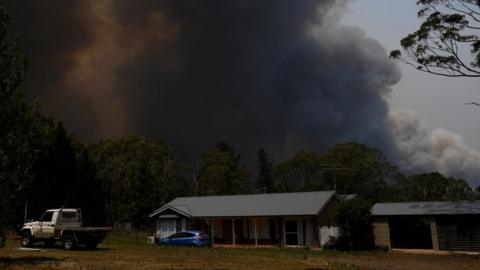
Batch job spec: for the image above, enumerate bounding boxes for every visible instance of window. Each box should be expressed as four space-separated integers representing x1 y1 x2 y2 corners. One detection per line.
269 218 277 240
41 212 53 222
62 211 80 222
170 233 185 239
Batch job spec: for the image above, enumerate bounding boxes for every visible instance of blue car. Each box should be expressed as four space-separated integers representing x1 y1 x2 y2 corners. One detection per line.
159 230 211 247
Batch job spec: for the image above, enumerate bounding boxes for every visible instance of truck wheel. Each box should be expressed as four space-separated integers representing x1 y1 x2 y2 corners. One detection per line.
63 235 76 250
21 232 33 247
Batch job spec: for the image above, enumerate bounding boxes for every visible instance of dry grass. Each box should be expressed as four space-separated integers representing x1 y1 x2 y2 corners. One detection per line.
0 232 479 270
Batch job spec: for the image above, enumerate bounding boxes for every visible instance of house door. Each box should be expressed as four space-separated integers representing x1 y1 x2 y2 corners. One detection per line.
160 219 176 239
285 220 299 246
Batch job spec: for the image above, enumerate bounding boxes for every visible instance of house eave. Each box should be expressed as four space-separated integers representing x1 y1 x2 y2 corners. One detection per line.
149 205 192 218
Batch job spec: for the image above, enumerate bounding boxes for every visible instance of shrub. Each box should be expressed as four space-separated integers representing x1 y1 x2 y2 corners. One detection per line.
333 197 374 250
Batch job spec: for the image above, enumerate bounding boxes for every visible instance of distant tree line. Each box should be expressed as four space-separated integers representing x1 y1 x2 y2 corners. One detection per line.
1 4 480 233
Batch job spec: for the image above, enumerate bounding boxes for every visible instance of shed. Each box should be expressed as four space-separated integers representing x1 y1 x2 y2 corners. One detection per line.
371 201 480 251
149 191 340 247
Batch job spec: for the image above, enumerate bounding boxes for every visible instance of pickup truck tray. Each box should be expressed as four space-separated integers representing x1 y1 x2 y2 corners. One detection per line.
60 227 112 232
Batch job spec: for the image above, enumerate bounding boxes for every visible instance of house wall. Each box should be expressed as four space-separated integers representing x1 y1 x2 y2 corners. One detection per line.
185 216 316 247
155 209 188 240
246 218 270 240
155 215 325 247
317 196 338 227
152 193 339 247
316 196 340 247
372 217 391 249
156 217 187 239
211 219 224 239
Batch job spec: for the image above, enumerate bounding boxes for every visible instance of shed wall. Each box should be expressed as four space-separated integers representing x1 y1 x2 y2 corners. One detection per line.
372 217 390 249
430 220 439 251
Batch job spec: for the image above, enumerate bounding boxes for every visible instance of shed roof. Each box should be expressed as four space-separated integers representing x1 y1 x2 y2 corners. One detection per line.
149 191 335 218
371 201 480 216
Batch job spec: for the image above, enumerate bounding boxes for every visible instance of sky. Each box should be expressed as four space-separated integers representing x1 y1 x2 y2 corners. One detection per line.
4 0 480 185
341 0 480 151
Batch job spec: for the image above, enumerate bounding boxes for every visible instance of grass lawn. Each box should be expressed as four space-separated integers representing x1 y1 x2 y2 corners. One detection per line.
1 232 479 270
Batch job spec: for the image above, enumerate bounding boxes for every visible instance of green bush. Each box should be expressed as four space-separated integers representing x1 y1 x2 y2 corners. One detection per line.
333 197 374 251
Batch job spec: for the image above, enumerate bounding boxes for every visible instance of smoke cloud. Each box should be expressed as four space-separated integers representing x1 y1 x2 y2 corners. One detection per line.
4 0 480 185
389 110 480 184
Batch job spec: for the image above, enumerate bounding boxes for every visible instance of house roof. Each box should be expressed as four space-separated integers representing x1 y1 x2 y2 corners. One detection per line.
371 201 480 216
149 191 335 218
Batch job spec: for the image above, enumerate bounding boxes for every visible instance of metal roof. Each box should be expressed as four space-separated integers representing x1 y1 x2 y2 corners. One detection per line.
371 201 480 216
149 191 335 218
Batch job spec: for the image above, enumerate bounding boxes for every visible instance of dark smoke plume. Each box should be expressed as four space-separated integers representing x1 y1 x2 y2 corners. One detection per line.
5 0 480 185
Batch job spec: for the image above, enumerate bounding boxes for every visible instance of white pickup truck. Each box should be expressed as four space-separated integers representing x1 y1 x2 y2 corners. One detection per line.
19 208 111 250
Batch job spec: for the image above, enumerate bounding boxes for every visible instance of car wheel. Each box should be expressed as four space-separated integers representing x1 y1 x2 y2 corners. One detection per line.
21 232 33 247
63 235 75 250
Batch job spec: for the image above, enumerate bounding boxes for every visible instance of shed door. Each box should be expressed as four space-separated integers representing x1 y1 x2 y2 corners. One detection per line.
437 217 480 251
160 219 177 239
390 218 432 249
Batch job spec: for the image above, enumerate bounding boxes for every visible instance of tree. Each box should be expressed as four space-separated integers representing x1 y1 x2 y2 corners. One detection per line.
273 143 398 198
390 0 480 77
389 172 476 201
17 122 107 226
321 143 398 199
67 138 107 225
0 4 48 232
197 142 251 195
273 151 326 192
255 149 275 193
89 136 188 228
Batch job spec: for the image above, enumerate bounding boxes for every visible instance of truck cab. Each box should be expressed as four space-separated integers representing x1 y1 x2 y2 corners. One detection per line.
20 208 111 250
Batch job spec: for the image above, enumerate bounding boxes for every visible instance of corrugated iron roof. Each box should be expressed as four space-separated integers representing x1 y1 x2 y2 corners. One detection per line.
371 201 480 216
149 191 335 218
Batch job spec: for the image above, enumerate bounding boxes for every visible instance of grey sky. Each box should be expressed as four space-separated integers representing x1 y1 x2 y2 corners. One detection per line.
341 0 480 151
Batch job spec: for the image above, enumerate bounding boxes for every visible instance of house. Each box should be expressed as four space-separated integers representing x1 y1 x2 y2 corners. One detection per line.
149 191 340 247
371 201 480 251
